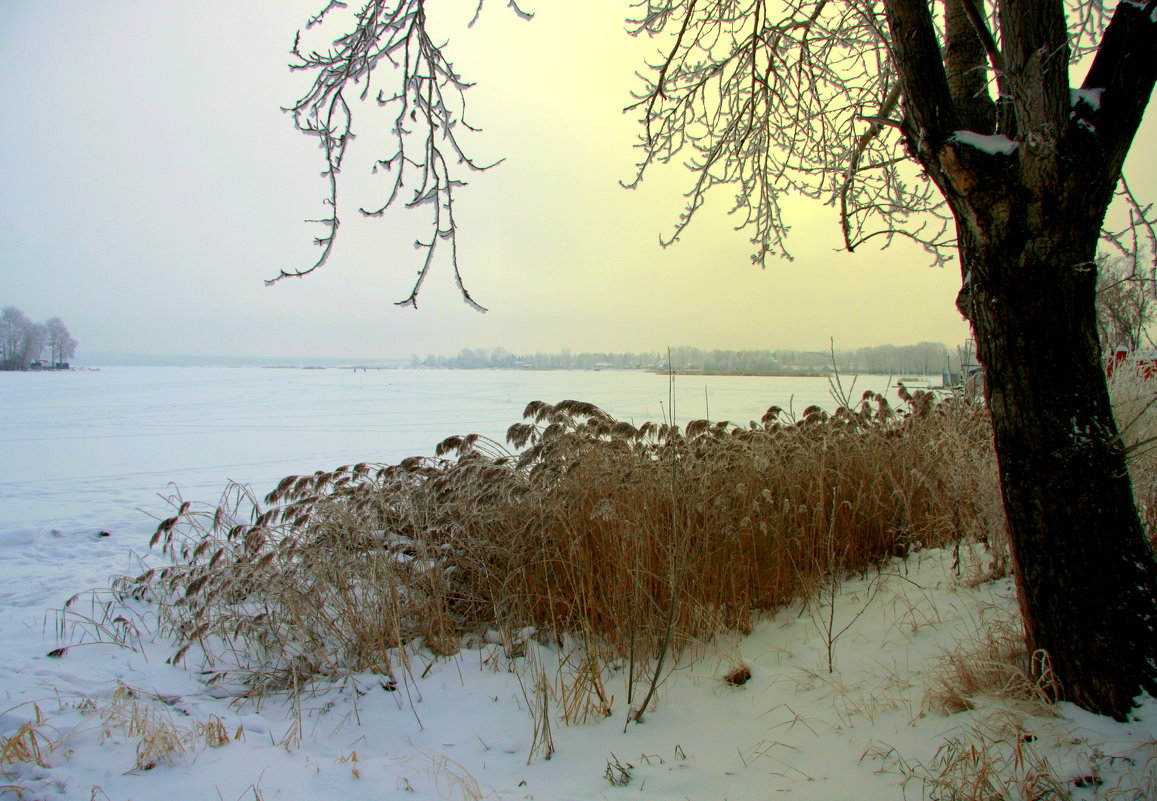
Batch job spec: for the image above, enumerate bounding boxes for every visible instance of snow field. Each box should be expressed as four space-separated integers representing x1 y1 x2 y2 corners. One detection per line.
2 368 1154 800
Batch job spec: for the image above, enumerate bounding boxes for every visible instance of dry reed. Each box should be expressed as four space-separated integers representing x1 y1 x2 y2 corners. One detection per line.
105 388 1005 698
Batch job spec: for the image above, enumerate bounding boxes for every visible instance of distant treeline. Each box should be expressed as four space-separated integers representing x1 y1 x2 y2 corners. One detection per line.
413 342 952 376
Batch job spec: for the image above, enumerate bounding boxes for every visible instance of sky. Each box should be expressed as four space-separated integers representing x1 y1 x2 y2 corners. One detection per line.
0 1 1150 362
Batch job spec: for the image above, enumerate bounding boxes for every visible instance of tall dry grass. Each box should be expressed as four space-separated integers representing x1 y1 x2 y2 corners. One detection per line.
111 387 1005 696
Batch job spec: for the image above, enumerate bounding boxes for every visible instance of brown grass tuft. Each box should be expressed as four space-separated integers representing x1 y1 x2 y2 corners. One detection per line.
925 606 1059 716
0 707 56 771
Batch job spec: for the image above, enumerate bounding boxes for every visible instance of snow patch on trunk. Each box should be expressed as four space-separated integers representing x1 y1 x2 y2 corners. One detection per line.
1070 88 1104 110
951 130 1019 155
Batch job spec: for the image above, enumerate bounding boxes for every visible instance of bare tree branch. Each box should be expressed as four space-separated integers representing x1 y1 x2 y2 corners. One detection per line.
623 0 954 267
1079 0 1157 194
1102 175 1157 300
274 0 529 310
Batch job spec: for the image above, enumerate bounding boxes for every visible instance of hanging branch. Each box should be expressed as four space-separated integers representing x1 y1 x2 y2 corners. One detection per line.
271 0 525 311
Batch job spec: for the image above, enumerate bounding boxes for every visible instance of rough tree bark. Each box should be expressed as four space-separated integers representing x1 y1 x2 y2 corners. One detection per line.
885 0 1157 718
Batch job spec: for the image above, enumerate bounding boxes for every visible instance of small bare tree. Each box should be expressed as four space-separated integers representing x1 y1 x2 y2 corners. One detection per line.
0 306 29 370
22 322 46 368
0 307 41 371
45 317 78 366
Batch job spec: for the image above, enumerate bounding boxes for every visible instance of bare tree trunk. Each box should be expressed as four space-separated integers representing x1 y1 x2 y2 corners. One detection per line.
958 217 1157 720
883 0 1157 720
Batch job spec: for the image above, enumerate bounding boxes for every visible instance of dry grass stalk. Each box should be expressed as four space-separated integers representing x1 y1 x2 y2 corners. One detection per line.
557 640 614 724
603 753 634 787
518 646 555 763
919 720 1069 801
871 711 1157 801
0 704 59 801
51 588 146 656
90 683 238 771
1 686 236 791
423 750 486 801
0 706 56 771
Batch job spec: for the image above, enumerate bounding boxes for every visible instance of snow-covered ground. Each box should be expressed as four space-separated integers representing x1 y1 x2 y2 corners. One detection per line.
1 367 1153 800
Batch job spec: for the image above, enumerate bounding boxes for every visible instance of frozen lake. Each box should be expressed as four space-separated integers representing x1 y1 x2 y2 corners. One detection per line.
0 366 893 533
2 367 1151 801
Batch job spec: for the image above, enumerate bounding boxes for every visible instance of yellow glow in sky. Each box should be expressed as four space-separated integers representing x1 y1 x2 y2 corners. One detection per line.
1 1 1151 360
